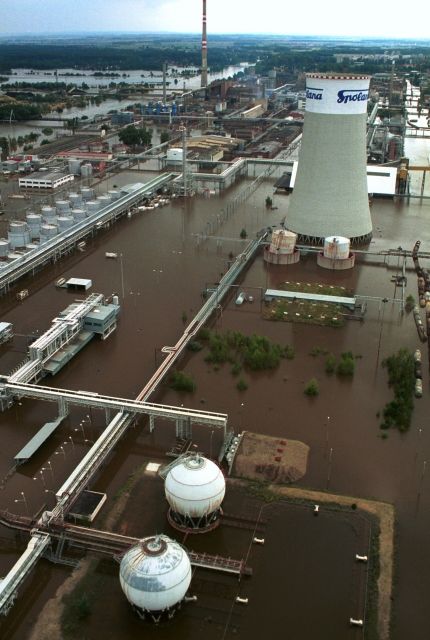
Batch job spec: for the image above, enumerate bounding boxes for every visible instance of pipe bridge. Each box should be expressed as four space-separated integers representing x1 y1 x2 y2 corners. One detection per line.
3 380 228 432
0 509 251 614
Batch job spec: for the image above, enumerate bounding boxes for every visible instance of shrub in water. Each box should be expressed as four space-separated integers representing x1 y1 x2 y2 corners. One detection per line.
304 378 319 396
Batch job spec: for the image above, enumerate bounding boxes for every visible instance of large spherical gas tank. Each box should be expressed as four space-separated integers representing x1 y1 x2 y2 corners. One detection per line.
165 455 225 519
119 535 191 613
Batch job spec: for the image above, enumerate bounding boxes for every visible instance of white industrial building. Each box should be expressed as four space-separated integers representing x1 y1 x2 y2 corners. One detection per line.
19 171 74 190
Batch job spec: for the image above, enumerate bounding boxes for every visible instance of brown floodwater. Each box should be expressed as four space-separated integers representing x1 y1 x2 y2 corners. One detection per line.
0 165 430 639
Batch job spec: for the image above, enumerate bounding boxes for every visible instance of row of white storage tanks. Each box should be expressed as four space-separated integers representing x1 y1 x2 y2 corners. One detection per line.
4 189 123 251
119 456 226 620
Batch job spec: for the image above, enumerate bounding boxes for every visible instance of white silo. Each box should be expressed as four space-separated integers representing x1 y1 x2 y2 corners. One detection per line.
0 239 10 258
86 200 100 215
165 454 225 533
81 163 93 179
39 224 58 241
8 222 30 249
69 192 83 208
264 229 300 265
81 187 94 200
55 200 71 214
41 206 57 225
68 158 81 176
71 208 87 222
97 194 111 208
57 216 75 232
317 235 355 270
41 205 57 221
287 74 372 244
119 535 192 621
26 213 42 240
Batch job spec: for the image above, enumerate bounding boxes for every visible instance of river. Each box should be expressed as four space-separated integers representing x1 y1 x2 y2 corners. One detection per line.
0 64 245 142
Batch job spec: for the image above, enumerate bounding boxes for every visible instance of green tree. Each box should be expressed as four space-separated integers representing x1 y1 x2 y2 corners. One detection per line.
118 125 152 148
160 130 170 144
0 137 9 160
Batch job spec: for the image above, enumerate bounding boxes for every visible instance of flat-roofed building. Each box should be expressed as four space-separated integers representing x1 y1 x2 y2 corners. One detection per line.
19 171 74 190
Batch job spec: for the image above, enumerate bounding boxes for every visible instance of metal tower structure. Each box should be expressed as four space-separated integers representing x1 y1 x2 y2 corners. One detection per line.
173 126 195 197
201 0 208 88
286 74 373 244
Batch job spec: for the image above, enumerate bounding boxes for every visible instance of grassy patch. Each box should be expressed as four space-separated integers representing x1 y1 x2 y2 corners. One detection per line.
280 280 353 297
264 300 345 327
61 561 100 638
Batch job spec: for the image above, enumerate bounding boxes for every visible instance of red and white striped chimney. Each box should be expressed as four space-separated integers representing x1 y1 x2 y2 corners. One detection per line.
201 0 208 88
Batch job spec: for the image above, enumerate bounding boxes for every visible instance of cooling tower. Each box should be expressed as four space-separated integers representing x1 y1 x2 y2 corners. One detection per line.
287 74 372 244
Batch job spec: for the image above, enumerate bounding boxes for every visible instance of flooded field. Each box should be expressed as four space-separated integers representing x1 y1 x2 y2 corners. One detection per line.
0 166 429 639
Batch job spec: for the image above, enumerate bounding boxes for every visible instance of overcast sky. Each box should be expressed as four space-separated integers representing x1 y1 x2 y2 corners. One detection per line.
1 0 429 39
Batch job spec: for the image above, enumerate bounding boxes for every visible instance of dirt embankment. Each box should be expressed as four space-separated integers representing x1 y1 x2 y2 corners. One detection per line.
233 431 309 483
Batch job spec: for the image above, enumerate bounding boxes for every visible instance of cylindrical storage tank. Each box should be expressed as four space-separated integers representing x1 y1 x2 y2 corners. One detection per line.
7 252 23 261
108 189 121 200
57 216 75 231
81 163 93 179
26 213 42 239
0 240 10 257
71 208 87 222
8 222 30 249
165 455 225 533
286 74 372 244
97 195 112 208
119 535 191 621
55 200 71 214
25 243 39 250
86 200 100 215
323 236 351 259
69 192 83 207
271 229 297 254
263 228 300 265
41 205 57 218
81 187 94 200
39 224 58 241
68 158 81 176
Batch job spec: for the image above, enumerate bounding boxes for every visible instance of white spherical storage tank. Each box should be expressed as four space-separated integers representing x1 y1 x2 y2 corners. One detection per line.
119 535 191 621
165 455 226 532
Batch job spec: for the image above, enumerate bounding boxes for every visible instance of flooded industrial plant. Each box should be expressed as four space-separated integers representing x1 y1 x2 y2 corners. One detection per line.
0 25 430 640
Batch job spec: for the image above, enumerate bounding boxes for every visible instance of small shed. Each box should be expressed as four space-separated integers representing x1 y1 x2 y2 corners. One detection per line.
66 278 92 291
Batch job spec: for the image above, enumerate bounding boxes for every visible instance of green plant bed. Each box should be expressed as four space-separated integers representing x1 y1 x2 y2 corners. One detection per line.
280 280 353 297
264 300 345 327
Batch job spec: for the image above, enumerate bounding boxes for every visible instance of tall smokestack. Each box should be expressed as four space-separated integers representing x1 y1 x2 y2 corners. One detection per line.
201 0 208 88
